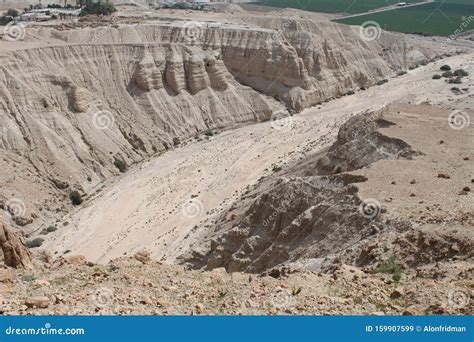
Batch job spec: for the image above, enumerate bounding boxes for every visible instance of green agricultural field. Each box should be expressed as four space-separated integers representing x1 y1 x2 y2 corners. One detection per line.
334 1 474 37
256 0 422 14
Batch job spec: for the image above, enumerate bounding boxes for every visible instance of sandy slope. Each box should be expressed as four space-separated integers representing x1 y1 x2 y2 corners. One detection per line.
42 53 473 263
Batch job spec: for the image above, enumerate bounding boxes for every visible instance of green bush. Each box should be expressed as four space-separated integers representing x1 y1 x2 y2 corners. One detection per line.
448 77 462 84
80 2 116 16
69 190 83 205
41 225 57 235
432 74 442 79
26 238 44 248
272 165 282 173
442 71 453 78
204 130 214 137
453 69 468 77
440 64 451 71
114 158 127 173
5 9 19 17
376 256 403 282
397 71 407 76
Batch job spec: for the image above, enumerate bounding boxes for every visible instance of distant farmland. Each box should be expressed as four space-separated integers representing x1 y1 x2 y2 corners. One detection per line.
334 1 474 37
256 0 422 14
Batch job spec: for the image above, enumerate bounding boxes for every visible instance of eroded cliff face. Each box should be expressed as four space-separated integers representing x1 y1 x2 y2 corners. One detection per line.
53 20 446 111
0 41 281 225
0 17 450 226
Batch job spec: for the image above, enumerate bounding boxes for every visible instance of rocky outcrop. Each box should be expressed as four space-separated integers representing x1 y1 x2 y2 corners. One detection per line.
298 112 419 176
180 111 418 273
0 222 33 269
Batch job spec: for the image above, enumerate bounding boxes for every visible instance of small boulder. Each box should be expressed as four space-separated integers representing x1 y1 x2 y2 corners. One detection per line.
25 296 49 309
0 269 12 283
134 250 151 264
390 289 404 299
13 216 33 227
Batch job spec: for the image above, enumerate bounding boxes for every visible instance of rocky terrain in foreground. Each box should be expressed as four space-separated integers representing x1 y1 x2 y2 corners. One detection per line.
0 245 472 315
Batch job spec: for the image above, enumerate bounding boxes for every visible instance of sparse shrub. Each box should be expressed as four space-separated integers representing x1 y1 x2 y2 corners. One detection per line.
114 158 127 173
21 274 36 282
448 77 462 84
26 237 44 248
292 286 303 296
440 64 451 71
392 270 402 282
432 74 442 79
376 256 403 282
87 176 92 182
272 165 282 173
41 225 57 235
204 130 214 137
397 71 407 76
442 71 453 78
69 190 83 205
218 289 228 299
107 264 119 272
376 79 388 86
453 69 468 77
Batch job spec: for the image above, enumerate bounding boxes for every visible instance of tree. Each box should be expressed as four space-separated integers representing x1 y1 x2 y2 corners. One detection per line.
6 9 19 17
69 190 83 205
